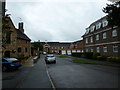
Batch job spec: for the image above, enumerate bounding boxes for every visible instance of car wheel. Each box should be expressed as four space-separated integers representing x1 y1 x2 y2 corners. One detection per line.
46 61 49 64
54 61 56 64
2 66 8 72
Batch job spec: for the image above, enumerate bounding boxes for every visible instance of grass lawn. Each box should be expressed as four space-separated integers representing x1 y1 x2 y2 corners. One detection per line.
59 55 68 58
72 59 103 65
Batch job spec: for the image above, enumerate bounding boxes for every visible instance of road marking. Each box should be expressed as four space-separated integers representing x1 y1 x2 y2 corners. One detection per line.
45 63 56 90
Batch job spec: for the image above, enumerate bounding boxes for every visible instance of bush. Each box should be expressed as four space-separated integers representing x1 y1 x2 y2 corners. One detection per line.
96 56 106 61
107 57 120 63
17 54 25 60
83 52 93 59
92 52 100 59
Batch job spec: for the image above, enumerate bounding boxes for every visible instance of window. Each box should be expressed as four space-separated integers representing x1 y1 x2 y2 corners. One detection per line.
103 47 107 52
18 47 21 53
112 30 117 37
113 45 118 52
91 48 93 52
90 26 95 32
86 28 89 34
103 32 107 39
96 47 100 52
86 49 88 52
86 38 88 43
25 48 27 52
102 20 108 27
96 22 101 30
90 36 93 43
6 32 11 44
96 34 99 40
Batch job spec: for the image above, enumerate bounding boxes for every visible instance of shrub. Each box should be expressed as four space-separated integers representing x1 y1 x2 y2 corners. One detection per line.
96 56 106 61
17 54 25 60
92 52 100 59
83 52 93 59
107 57 120 63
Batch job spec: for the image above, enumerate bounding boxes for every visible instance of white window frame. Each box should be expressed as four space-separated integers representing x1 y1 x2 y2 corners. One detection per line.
86 49 88 52
113 45 118 52
86 28 89 34
96 22 101 30
90 36 93 43
96 34 99 40
90 26 95 32
91 48 93 52
102 20 108 27
112 30 117 37
103 47 107 52
86 38 88 44
96 47 100 52
103 32 107 39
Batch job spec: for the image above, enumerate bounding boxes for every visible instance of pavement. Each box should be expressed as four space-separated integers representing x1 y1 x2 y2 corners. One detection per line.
17 55 52 88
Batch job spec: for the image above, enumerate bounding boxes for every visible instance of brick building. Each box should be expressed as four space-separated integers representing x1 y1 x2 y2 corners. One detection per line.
70 40 84 53
82 16 120 57
2 16 31 59
41 40 84 55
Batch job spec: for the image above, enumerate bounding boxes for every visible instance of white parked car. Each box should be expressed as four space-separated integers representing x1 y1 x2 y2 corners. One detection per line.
45 54 56 64
43 52 47 55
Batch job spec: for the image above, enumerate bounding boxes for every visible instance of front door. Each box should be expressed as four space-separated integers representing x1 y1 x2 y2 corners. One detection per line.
4 51 10 57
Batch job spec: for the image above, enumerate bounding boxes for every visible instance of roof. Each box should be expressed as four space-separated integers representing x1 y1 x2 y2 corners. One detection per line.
40 42 71 47
16 29 31 41
89 16 107 27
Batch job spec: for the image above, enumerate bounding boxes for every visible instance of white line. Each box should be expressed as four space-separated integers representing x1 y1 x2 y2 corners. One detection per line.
45 63 56 90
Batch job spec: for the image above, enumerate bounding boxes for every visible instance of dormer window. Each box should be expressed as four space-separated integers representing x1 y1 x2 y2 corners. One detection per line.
86 28 89 34
102 20 108 27
96 22 101 30
90 26 95 32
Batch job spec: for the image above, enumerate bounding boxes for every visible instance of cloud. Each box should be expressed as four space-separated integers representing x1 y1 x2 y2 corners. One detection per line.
6 1 109 42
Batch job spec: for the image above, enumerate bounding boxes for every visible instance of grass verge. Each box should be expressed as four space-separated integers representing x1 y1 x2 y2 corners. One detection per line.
59 55 68 58
72 59 103 65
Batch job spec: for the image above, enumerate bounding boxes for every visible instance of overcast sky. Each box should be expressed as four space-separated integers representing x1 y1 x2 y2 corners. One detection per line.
6 0 111 42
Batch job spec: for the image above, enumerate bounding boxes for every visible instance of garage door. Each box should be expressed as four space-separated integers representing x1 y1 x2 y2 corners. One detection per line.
61 50 66 55
67 50 71 55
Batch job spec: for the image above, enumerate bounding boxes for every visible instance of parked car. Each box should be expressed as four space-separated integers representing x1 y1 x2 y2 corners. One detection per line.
2 57 22 71
45 54 56 64
43 52 47 55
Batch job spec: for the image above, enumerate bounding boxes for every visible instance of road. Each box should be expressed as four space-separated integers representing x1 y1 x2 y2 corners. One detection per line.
2 56 52 88
2 54 119 89
46 55 119 88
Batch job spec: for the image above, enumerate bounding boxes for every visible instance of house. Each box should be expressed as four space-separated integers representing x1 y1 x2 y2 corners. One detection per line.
2 16 31 59
70 40 84 53
82 16 120 57
41 41 84 55
41 42 71 55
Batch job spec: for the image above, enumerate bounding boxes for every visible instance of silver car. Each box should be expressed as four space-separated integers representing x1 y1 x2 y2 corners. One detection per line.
45 54 56 64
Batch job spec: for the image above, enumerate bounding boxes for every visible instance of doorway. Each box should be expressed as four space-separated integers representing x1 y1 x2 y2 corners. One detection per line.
4 51 10 57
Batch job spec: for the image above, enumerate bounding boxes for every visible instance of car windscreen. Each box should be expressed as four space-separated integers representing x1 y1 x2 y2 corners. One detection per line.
47 55 54 57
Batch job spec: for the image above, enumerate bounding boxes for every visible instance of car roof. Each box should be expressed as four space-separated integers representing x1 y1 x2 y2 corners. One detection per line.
3 58 18 61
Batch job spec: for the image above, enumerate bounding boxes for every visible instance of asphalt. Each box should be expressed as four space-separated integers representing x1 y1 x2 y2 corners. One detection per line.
17 55 52 88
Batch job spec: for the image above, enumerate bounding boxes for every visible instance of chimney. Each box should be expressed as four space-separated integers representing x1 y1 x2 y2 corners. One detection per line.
18 22 24 33
2 0 6 17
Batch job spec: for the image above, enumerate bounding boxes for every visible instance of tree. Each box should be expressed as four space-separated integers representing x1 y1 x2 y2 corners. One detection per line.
31 42 43 51
103 1 120 27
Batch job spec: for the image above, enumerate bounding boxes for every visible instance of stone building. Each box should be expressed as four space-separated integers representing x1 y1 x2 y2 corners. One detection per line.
2 16 31 59
82 16 120 57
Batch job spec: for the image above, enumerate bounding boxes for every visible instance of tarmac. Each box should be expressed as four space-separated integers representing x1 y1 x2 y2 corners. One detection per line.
17 55 53 88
